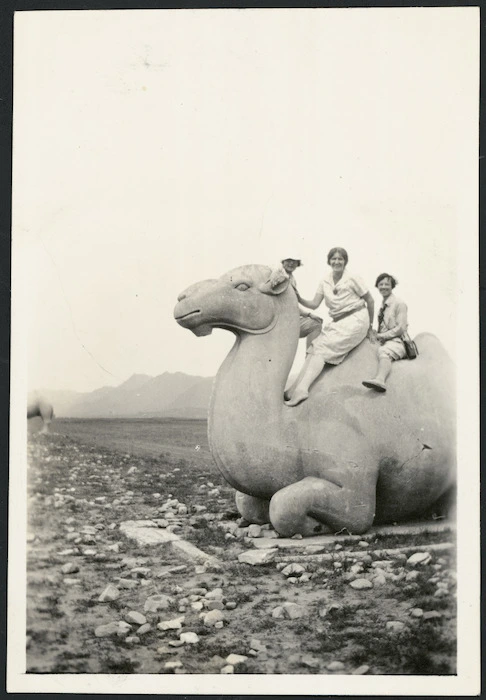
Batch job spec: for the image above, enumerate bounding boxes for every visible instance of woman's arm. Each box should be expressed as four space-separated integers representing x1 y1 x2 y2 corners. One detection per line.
362 291 375 327
377 302 408 341
295 290 324 310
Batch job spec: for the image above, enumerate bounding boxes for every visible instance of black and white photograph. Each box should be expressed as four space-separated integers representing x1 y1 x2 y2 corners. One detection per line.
8 6 480 695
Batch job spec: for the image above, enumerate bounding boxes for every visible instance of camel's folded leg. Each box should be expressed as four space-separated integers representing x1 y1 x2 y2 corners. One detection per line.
269 477 376 537
235 491 270 525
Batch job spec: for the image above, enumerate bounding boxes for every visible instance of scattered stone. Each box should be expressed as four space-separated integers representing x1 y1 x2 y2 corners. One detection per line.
281 563 306 577
95 621 132 638
118 578 138 590
349 578 373 590
358 541 369 548
353 664 370 675
373 573 387 587
301 654 320 669
247 524 262 538
205 588 223 600
220 665 234 674
386 621 405 633
63 578 81 586
327 660 345 672
225 653 248 665
144 594 174 612
406 552 432 567
238 549 277 565
98 584 120 602
180 632 199 644
272 602 306 619
203 609 225 627
206 600 224 611
250 638 266 653
168 639 185 647
164 660 183 671
157 646 179 655
214 621 224 629
261 530 279 539
157 616 185 631
131 567 151 578
61 562 79 575
225 601 237 610
137 623 151 635
405 570 420 582
422 611 442 621
125 611 147 626
410 608 423 618
125 636 140 644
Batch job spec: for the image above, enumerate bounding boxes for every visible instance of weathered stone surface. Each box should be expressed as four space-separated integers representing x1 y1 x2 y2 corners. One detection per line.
327 660 345 672
238 549 277 565
180 632 199 644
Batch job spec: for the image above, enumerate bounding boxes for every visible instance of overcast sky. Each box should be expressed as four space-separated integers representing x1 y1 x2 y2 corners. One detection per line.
13 8 478 393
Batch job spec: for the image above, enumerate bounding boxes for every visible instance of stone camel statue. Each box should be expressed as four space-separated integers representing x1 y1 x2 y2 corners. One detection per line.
27 398 54 434
174 264 456 536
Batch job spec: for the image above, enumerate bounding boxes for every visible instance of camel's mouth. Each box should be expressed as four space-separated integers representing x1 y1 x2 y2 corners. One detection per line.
175 309 201 323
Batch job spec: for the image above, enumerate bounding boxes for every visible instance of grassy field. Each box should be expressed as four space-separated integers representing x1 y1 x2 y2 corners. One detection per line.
26 417 456 675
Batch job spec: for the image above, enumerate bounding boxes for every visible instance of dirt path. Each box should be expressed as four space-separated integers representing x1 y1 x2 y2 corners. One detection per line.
26 427 456 675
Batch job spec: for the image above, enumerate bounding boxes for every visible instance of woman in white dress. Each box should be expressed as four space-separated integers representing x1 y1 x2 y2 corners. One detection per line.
285 247 375 406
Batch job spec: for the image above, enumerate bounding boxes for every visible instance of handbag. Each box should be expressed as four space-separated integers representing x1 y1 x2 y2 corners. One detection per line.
402 331 419 360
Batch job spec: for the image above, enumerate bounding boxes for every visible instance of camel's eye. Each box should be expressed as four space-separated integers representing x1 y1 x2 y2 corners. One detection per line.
235 283 250 291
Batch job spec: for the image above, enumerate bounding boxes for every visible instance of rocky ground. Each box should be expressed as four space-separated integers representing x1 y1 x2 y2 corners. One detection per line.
26 427 456 675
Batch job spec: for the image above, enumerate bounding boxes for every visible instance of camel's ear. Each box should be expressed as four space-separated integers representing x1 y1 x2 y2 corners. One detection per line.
259 277 290 296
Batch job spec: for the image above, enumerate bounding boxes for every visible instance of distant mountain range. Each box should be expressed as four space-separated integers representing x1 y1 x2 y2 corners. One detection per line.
38 373 215 419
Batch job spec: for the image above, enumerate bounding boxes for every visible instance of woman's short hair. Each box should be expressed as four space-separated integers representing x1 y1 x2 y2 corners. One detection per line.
375 273 398 288
327 247 349 265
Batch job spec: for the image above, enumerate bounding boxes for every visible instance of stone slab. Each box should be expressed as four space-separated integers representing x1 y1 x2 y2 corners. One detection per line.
249 520 455 550
275 541 454 564
119 520 180 546
171 539 221 565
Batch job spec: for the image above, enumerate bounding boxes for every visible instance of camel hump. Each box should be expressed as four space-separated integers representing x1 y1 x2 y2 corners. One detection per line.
414 332 451 361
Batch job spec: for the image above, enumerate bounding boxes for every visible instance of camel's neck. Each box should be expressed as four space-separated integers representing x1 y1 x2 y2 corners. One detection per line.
208 291 300 494
214 293 299 412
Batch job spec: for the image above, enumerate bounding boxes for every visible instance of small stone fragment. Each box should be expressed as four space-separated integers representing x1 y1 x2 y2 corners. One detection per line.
61 562 79 575
144 594 174 612
349 578 373 590
406 552 432 567
238 549 277 565
137 623 151 635
410 608 423 618
157 616 185 631
386 620 405 632
282 563 306 578
180 632 199 644
226 653 248 665
164 660 183 671
352 664 370 675
204 609 225 627
327 660 345 672
98 584 120 602
95 621 132 638
125 611 147 626
220 665 234 674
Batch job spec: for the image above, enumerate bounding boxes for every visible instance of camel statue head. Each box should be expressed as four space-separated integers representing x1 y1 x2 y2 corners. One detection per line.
174 264 294 337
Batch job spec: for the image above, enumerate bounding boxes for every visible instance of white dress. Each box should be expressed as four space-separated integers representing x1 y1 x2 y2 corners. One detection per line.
307 270 369 365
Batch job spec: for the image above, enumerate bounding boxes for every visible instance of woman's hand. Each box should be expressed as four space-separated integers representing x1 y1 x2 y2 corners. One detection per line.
367 327 377 343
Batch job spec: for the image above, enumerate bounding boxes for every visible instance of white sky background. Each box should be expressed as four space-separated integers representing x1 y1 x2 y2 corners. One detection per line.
13 8 478 393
